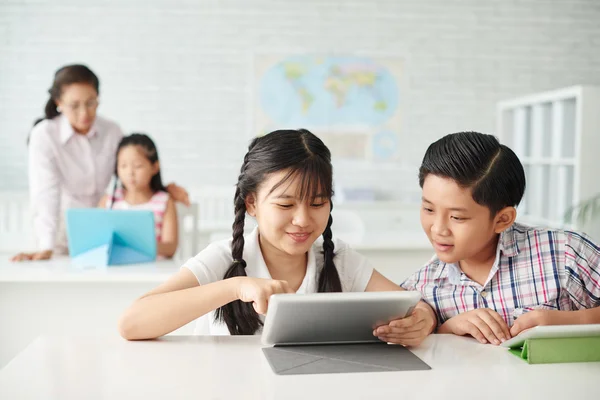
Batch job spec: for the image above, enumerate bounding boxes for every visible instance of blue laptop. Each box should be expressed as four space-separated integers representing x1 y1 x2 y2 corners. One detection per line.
66 208 157 266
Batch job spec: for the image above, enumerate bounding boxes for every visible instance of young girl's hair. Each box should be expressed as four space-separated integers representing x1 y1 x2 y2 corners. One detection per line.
34 64 100 127
216 129 342 335
109 133 166 209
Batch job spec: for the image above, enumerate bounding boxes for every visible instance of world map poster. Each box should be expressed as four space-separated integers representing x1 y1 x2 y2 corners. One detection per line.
253 55 405 162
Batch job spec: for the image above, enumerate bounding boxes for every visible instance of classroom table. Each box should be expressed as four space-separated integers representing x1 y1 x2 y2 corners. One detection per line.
0 249 432 369
0 333 598 400
0 256 186 368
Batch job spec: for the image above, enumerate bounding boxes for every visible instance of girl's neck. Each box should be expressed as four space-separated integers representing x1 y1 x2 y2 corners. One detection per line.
258 234 307 292
458 234 500 286
122 187 154 205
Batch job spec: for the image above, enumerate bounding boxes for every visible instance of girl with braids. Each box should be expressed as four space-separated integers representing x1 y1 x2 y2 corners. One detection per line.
11 64 189 262
97 133 178 258
119 129 436 345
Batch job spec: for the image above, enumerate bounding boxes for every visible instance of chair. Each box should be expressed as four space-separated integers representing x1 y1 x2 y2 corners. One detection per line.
175 202 199 261
330 209 366 246
193 185 236 233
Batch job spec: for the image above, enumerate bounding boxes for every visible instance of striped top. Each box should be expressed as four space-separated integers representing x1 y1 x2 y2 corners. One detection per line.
106 188 169 241
401 222 600 327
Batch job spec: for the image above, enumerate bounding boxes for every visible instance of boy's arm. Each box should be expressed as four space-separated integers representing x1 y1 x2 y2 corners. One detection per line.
511 232 600 336
510 307 600 336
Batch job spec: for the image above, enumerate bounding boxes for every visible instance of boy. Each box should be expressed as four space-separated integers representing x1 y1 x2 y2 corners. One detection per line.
401 131 600 345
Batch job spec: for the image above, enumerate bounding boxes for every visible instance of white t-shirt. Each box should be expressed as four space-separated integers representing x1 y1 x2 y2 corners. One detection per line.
183 227 374 335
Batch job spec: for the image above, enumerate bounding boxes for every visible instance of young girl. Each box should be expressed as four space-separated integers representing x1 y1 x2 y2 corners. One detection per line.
118 129 436 345
98 133 178 258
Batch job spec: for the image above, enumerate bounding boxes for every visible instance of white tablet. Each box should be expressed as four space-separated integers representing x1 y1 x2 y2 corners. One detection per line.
501 324 600 348
261 291 422 346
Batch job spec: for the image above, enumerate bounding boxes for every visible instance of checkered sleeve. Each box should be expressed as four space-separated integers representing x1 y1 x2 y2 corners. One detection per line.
564 231 600 309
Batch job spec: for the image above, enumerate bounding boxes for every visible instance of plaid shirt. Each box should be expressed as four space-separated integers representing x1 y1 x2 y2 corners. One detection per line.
401 223 600 327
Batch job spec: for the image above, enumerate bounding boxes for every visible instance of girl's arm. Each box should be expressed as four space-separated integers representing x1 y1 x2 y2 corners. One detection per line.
365 269 436 327
118 269 292 340
118 268 239 340
366 269 437 344
157 198 178 258
97 194 108 208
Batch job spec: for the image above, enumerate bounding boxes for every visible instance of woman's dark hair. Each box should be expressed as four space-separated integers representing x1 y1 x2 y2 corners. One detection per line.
215 129 342 335
33 64 99 127
418 131 526 216
108 133 166 208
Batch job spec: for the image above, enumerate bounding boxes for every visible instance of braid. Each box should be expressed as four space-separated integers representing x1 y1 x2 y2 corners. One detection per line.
215 146 263 335
318 208 342 292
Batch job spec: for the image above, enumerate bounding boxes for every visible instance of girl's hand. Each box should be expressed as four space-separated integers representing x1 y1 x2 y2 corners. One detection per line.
439 308 511 345
234 277 294 314
10 250 53 262
373 302 436 347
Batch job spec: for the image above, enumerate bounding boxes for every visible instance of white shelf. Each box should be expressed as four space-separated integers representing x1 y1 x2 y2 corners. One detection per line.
497 85 600 235
497 86 583 109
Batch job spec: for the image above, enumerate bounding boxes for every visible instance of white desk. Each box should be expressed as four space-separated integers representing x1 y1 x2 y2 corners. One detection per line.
0 257 184 369
1 334 598 400
0 252 430 369
0 256 180 283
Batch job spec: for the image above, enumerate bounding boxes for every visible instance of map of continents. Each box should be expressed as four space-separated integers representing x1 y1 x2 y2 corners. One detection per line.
259 56 399 127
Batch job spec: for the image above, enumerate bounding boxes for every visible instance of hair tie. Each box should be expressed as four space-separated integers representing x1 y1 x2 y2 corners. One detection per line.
233 259 247 268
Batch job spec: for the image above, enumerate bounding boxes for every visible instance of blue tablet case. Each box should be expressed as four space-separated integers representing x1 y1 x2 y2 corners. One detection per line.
66 208 157 266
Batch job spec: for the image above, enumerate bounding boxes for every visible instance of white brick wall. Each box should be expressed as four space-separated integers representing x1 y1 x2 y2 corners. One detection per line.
1 0 599 198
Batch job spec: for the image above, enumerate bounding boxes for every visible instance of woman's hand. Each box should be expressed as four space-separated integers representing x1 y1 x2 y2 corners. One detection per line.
166 183 190 206
10 250 53 262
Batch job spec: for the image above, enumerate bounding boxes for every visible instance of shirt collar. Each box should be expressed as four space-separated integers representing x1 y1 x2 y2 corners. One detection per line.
439 227 514 287
59 114 98 144
498 223 520 258
243 227 317 293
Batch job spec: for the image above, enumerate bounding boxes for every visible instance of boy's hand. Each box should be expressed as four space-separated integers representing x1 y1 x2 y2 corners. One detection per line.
510 310 563 337
373 302 436 347
439 308 511 345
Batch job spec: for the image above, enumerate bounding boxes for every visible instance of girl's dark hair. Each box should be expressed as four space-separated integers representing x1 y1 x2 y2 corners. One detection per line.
215 129 342 335
418 131 526 216
108 133 166 209
33 64 100 127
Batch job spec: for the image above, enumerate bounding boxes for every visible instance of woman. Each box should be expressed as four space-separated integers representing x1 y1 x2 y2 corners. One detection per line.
11 64 188 261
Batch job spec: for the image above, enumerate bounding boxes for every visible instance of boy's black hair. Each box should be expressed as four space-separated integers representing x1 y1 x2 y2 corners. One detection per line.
418 131 526 216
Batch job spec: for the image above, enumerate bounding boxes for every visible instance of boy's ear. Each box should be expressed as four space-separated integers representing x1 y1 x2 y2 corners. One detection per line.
245 194 257 217
493 206 517 233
